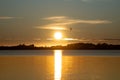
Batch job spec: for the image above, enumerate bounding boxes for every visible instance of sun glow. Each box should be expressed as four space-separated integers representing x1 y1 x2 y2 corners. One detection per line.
54 32 62 40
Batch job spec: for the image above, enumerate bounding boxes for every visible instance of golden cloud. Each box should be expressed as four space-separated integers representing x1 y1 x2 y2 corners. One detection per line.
36 26 67 30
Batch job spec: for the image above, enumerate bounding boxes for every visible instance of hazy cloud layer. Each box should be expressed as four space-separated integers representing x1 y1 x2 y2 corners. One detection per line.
36 16 112 30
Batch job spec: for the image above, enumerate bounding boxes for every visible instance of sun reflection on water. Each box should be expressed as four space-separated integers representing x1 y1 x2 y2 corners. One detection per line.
54 50 62 80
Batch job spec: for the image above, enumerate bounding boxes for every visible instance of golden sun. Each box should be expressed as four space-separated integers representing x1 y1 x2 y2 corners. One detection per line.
54 32 62 40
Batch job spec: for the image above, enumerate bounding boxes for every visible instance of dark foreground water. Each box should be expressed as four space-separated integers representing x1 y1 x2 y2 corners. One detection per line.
0 50 120 80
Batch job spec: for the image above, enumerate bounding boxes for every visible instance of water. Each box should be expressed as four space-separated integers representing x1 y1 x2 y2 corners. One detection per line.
0 50 120 80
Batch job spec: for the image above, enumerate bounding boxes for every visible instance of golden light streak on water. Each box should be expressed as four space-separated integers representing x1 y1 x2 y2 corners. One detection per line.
54 50 62 80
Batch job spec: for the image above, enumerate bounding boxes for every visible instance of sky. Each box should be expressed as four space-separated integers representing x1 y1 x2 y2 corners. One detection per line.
0 0 120 46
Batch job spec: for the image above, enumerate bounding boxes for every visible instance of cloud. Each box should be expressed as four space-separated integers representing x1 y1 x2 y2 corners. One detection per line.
36 16 112 30
63 38 78 41
44 16 111 24
36 26 67 30
46 38 79 41
0 16 23 20
44 16 66 20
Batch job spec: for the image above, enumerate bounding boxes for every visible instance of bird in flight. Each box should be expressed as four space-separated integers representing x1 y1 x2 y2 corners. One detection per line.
70 27 72 31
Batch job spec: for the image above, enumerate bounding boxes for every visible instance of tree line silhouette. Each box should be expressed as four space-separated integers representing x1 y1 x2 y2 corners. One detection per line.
0 43 120 50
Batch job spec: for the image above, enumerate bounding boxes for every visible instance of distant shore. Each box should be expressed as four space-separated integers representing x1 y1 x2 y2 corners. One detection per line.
0 43 120 50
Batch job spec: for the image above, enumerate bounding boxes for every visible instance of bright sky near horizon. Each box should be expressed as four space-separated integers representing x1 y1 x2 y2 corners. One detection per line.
0 0 120 46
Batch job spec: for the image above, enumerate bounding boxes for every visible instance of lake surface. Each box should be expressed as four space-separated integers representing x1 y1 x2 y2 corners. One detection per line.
0 50 120 80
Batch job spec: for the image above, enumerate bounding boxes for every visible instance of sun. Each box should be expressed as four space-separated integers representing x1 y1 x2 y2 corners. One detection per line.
54 32 62 40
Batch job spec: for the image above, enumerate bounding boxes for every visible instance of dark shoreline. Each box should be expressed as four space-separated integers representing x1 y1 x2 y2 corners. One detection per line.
0 43 120 50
